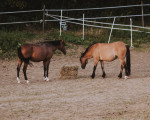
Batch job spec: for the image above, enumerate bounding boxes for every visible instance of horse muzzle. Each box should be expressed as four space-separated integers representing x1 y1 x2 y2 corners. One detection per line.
81 65 85 69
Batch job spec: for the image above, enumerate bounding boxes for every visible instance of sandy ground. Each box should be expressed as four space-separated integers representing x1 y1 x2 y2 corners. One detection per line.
0 49 150 120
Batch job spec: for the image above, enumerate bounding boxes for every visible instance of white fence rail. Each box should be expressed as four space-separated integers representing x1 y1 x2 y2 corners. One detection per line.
46 4 150 11
0 10 42 15
0 9 43 25
46 13 150 33
0 3 150 47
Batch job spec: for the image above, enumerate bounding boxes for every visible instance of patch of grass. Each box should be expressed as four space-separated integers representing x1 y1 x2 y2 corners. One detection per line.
0 30 35 59
133 43 150 52
0 27 150 59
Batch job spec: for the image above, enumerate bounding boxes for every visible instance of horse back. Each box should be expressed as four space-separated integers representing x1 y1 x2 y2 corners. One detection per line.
20 43 54 62
91 41 127 61
31 44 52 62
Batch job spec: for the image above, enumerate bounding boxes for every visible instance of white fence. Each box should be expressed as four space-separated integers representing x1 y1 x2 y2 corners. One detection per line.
45 4 150 47
0 3 150 47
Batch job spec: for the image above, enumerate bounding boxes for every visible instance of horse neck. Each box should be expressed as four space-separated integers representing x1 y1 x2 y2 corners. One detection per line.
51 45 60 52
83 49 93 59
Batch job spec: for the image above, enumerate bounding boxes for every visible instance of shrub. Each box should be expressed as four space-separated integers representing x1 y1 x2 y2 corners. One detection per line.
0 31 35 58
0 31 35 53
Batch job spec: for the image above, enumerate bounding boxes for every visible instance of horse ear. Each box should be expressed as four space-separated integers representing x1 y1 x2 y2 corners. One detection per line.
60 40 66 46
60 40 64 43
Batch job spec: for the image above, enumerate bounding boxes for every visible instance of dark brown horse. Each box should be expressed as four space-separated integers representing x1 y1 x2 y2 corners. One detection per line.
17 40 66 83
80 41 130 79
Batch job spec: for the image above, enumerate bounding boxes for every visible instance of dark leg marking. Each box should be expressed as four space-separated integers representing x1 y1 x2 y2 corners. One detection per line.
23 62 28 80
118 65 124 78
43 61 47 78
100 60 106 78
91 65 97 79
17 60 22 78
46 64 49 78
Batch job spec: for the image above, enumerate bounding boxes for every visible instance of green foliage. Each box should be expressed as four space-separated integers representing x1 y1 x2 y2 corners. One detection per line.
0 31 35 58
7 0 27 9
45 28 150 48
45 31 84 45
0 28 150 59
62 33 83 45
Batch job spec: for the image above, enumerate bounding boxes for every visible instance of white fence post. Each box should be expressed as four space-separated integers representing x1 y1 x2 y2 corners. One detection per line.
83 13 84 40
43 5 45 33
108 17 116 43
141 1 144 27
130 18 133 47
60 9 62 36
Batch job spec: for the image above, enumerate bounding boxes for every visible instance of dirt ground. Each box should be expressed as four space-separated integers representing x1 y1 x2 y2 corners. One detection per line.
0 48 150 120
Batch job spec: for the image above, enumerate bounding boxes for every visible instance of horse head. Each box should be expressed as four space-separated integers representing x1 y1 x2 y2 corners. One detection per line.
80 55 88 69
59 40 66 55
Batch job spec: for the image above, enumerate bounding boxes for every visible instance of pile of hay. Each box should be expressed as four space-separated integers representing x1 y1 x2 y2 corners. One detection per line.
60 65 78 79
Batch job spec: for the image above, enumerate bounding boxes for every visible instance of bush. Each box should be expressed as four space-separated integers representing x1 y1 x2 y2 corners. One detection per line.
0 31 35 58
45 31 84 45
0 28 150 59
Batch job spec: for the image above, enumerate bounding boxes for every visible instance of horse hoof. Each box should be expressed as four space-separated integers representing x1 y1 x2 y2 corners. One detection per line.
17 81 21 84
91 75 95 79
102 75 106 78
44 77 50 81
124 76 128 80
46 77 50 81
17 77 21 83
102 73 106 78
26 80 30 83
118 74 122 78
44 77 47 81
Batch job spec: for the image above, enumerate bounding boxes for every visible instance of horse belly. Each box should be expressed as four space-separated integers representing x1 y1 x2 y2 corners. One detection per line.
100 53 116 61
31 48 47 62
31 56 44 62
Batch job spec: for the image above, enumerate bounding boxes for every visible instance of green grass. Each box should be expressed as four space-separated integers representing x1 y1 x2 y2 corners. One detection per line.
0 28 150 59
0 30 35 59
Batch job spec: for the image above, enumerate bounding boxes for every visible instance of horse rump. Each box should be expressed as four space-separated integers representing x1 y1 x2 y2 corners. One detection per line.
17 46 33 66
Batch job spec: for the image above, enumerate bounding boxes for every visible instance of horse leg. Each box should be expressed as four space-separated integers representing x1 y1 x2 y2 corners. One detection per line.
100 60 106 78
45 60 50 81
118 59 125 78
43 61 47 80
23 62 29 83
17 58 22 83
91 58 99 79
124 64 129 79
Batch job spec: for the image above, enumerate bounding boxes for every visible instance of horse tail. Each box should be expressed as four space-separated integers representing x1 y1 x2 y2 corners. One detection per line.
125 45 131 75
17 47 33 67
17 47 25 62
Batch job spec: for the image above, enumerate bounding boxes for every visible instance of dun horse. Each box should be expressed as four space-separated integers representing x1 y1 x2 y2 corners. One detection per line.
80 41 130 79
17 40 66 83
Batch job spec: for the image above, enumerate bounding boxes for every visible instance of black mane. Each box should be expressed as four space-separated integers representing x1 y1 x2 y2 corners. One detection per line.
81 43 98 58
42 40 61 46
81 46 91 58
